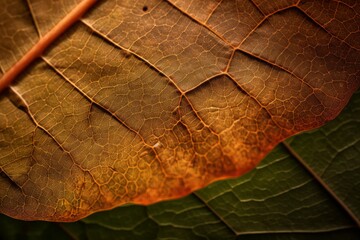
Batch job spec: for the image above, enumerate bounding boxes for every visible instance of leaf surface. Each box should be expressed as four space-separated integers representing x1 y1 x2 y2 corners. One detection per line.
0 90 359 239
0 0 359 221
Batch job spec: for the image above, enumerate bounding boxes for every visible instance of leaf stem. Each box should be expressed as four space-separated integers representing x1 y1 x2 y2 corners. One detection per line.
0 0 98 93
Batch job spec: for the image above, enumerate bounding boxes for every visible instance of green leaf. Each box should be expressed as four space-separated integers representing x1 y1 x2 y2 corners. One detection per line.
1 91 358 239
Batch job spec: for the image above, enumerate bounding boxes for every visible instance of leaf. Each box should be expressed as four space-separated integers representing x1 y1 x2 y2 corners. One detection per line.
0 0 359 221
0 90 359 240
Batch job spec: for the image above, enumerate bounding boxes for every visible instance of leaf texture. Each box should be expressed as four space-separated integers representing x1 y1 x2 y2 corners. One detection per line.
0 0 359 221
0 90 359 239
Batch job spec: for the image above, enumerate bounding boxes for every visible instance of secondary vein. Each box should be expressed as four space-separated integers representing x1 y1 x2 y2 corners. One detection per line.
282 141 360 228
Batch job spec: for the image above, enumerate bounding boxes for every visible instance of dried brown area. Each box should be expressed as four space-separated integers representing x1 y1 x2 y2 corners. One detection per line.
0 0 359 221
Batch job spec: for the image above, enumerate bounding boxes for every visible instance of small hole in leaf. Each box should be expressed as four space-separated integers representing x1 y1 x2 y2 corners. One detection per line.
143 6 148 12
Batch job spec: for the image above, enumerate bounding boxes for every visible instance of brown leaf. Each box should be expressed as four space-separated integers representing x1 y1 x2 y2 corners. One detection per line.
0 0 359 221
